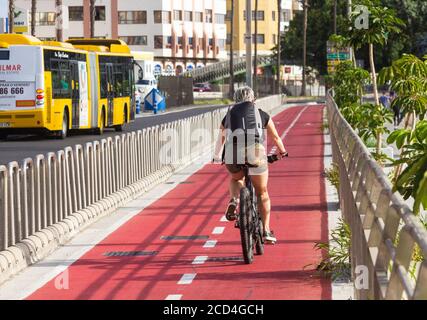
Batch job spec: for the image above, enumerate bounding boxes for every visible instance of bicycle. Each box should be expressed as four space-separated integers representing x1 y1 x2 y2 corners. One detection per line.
237 152 288 264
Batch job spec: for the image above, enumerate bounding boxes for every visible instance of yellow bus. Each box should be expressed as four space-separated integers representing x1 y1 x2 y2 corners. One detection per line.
0 35 136 139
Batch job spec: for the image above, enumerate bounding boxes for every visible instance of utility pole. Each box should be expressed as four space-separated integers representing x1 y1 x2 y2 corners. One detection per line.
301 0 308 96
229 0 235 99
333 0 337 34
276 0 281 95
253 0 258 95
245 0 252 87
55 0 63 41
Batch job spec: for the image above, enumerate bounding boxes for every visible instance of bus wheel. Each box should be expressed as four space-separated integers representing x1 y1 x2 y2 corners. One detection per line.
95 110 105 135
58 112 69 139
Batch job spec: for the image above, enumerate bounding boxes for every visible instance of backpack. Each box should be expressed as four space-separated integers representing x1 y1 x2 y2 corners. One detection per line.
222 103 265 165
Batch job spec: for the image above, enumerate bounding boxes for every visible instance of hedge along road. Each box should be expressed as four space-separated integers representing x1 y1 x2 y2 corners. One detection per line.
0 105 225 166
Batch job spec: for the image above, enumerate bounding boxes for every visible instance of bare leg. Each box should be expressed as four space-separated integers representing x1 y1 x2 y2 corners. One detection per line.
229 171 245 199
250 171 271 233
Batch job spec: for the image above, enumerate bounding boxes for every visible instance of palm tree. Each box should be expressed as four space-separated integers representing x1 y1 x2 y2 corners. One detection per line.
31 0 37 36
8 0 14 33
90 0 96 38
253 0 259 95
55 0 63 41
346 2 404 153
229 0 235 99
276 0 281 94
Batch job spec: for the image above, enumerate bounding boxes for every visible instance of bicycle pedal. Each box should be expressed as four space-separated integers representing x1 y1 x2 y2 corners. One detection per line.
265 239 276 245
234 221 240 229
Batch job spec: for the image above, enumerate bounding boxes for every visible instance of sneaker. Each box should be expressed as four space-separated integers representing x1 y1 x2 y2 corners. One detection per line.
225 198 237 221
264 230 277 244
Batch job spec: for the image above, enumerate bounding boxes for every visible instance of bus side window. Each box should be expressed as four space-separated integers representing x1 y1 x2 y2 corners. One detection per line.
100 63 108 99
51 60 71 99
114 63 123 98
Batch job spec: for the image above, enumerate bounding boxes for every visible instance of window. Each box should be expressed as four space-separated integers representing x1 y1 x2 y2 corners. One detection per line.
226 33 231 45
154 35 163 49
154 11 171 23
154 36 171 49
215 14 225 24
252 34 265 44
118 11 147 24
273 34 277 45
50 60 71 99
119 36 147 46
205 9 212 23
225 10 232 21
194 12 203 22
174 10 182 21
69 6 83 21
95 6 106 21
184 11 192 21
188 37 193 48
36 12 56 26
283 9 291 22
244 10 265 21
217 39 226 50
177 37 183 49
272 11 276 21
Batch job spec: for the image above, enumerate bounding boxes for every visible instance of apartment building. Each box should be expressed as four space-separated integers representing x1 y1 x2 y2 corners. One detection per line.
14 0 228 74
225 0 301 57
281 0 302 32
225 0 278 57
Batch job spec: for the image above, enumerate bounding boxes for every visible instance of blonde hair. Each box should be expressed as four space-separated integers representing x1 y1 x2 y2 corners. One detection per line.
234 86 255 104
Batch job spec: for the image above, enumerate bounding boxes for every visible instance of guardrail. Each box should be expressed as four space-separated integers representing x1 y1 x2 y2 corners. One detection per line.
0 95 284 285
327 92 427 300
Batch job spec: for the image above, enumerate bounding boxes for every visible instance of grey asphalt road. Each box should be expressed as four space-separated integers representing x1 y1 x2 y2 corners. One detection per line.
0 105 226 166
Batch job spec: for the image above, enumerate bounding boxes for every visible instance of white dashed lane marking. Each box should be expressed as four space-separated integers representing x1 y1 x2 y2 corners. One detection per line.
192 256 208 265
178 273 197 285
203 240 217 248
212 227 225 234
165 294 183 300
220 215 228 222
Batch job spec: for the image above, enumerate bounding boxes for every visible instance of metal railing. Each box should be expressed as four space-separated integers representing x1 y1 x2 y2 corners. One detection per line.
0 95 283 284
327 92 427 300
183 56 273 83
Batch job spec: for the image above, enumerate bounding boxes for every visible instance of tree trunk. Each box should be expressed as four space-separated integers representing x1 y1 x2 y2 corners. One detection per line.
333 0 337 34
276 0 281 95
8 0 14 33
31 0 36 36
301 0 308 97
55 0 63 41
90 0 96 38
369 43 381 154
229 0 235 99
253 0 258 95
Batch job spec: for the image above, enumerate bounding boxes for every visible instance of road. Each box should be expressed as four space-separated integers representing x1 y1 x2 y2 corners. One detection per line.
21 104 331 300
0 105 224 166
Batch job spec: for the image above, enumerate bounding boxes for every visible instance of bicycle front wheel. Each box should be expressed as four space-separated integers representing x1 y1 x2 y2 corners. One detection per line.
239 187 254 264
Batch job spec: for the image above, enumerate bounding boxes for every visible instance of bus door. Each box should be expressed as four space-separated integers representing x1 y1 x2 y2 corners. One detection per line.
70 60 80 128
106 63 115 127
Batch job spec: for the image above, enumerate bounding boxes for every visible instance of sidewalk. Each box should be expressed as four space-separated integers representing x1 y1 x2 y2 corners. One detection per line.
0 105 331 300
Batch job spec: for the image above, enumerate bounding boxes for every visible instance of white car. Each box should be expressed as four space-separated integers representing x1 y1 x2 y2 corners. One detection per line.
135 78 158 102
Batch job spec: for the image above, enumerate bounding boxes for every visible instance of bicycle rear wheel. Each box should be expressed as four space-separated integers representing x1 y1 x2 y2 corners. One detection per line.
239 187 254 264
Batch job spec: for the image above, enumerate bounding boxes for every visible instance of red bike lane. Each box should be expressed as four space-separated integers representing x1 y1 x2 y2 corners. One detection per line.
27 105 331 300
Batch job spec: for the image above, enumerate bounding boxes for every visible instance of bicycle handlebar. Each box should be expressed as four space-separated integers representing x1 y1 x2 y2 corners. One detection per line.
267 152 289 164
